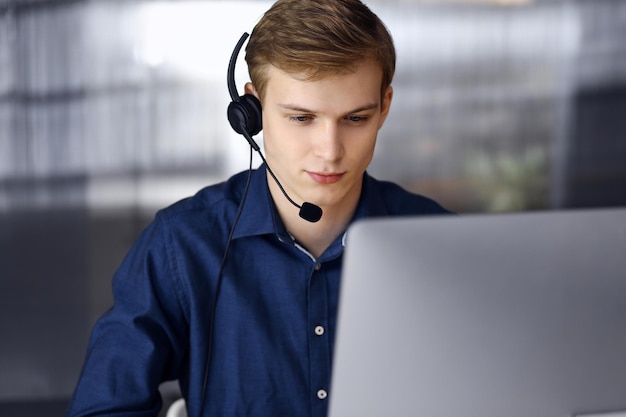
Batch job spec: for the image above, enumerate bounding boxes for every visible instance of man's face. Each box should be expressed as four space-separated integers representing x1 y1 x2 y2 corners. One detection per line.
250 61 393 213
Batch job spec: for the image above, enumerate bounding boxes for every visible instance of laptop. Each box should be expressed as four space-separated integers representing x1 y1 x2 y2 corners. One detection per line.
329 208 626 417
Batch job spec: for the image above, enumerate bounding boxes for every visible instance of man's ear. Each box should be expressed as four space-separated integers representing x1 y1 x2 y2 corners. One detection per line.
244 82 259 99
378 85 394 129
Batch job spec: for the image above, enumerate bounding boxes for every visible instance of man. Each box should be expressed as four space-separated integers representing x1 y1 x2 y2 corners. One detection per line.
67 1 450 416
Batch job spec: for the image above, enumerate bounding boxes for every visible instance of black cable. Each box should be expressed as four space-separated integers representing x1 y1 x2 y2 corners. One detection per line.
198 145 254 417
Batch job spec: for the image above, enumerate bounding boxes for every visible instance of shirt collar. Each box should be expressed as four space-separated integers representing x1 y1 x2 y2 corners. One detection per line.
231 164 290 240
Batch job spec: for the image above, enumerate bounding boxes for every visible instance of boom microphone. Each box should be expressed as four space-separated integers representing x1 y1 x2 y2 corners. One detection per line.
239 128 323 223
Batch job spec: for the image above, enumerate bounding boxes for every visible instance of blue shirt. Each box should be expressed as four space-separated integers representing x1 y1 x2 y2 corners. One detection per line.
68 166 449 417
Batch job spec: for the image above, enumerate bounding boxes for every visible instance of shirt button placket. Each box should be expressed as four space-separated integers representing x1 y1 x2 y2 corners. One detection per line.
309 260 330 416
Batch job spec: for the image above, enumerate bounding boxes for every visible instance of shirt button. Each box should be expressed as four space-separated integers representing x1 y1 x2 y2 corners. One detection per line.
317 389 328 400
314 263 322 271
314 325 325 336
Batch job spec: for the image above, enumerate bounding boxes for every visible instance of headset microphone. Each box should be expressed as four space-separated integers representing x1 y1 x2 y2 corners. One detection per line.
227 32 322 223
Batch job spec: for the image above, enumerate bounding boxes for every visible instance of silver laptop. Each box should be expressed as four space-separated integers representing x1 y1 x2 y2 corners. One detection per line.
329 208 626 417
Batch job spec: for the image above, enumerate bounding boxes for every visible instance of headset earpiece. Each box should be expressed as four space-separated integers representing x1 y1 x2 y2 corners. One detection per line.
227 33 263 141
227 94 262 137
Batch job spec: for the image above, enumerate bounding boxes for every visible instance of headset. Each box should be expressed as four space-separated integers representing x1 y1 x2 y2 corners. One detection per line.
225 32 323 223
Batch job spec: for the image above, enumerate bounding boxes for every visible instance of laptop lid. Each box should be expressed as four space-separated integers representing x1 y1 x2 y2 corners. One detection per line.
329 208 626 417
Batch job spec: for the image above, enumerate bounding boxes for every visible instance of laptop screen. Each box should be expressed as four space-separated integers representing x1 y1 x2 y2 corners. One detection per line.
329 208 626 417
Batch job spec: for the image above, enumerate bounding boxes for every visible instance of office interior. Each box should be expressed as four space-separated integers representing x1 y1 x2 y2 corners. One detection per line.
0 0 624 415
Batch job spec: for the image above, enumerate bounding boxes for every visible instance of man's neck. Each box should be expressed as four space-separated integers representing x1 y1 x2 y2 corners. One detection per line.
268 180 360 259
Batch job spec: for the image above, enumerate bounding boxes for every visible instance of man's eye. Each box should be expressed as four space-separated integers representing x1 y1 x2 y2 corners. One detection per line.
347 115 368 123
289 115 312 123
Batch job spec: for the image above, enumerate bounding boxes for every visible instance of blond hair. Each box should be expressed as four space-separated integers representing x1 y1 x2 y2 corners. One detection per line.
246 0 396 101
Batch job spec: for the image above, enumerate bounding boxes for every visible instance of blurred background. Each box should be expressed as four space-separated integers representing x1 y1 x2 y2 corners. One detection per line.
0 0 624 415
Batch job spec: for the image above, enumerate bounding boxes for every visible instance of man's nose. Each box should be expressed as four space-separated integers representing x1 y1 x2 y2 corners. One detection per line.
313 122 344 161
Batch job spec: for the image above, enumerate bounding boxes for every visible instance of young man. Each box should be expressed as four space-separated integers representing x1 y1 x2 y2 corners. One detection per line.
67 1 450 416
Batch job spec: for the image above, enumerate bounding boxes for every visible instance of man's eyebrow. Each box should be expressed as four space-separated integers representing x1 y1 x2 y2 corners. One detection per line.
278 104 315 113
278 102 380 114
347 103 380 113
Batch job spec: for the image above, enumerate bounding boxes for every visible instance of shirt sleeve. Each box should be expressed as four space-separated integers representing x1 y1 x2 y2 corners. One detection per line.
67 214 189 416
